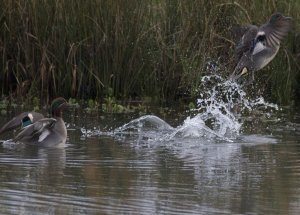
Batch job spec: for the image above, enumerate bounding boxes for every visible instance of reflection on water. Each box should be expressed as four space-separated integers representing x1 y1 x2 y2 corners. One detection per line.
0 146 66 214
0 111 300 214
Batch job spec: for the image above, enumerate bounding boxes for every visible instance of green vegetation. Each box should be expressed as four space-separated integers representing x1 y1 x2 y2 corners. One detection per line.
0 0 299 106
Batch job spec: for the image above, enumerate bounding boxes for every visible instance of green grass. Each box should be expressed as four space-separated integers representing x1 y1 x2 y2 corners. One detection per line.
0 0 299 105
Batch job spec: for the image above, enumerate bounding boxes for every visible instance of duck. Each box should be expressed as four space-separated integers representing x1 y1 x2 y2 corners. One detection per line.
0 111 44 135
230 13 292 82
13 97 68 147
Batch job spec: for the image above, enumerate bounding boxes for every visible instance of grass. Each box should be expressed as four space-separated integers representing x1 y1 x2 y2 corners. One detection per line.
0 0 299 105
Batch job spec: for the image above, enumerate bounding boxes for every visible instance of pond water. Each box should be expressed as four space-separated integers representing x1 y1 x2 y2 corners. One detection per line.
0 76 300 215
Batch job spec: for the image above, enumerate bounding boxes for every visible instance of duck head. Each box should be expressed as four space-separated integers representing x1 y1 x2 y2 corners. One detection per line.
51 97 68 118
268 13 292 35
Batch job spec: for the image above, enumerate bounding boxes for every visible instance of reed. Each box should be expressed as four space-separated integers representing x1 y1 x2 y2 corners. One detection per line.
0 0 299 105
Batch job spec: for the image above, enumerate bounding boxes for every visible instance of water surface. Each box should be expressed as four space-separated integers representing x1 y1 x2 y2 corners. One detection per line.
0 110 299 215
0 76 300 214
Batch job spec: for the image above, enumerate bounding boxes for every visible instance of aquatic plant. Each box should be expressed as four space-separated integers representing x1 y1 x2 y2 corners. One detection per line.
0 1 299 105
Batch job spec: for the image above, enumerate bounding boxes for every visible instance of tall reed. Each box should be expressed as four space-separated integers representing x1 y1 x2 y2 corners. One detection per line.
0 0 299 105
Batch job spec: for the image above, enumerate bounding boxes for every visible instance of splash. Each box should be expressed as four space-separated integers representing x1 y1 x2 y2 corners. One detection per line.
81 73 278 143
81 115 174 142
161 74 277 142
189 74 278 140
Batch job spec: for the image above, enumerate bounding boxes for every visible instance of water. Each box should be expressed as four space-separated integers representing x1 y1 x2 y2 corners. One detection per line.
0 76 300 214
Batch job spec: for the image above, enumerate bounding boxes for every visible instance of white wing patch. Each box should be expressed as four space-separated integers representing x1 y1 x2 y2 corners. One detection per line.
38 129 51 142
28 113 33 122
252 41 266 55
257 31 265 36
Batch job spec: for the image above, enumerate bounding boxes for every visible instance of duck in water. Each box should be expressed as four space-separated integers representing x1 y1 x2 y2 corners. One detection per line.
0 97 68 147
13 97 68 147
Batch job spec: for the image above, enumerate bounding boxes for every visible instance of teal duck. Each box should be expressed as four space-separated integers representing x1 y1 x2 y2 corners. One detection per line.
230 13 292 81
14 97 68 147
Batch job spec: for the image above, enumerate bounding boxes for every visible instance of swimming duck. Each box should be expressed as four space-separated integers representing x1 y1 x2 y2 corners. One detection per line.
14 97 68 147
0 111 44 135
230 13 292 81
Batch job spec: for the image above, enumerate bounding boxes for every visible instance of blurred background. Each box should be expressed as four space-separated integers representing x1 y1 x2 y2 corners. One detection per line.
0 0 299 106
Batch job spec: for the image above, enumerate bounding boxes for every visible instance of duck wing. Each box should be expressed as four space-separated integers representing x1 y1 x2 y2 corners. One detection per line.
0 112 44 135
14 118 56 143
257 19 291 51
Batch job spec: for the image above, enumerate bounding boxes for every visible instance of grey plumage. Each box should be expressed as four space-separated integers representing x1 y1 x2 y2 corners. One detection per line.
0 97 69 148
13 97 68 148
14 118 67 147
230 13 292 81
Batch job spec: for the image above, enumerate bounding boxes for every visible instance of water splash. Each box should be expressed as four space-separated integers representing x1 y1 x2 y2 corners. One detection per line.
190 74 278 140
81 73 279 144
80 115 173 145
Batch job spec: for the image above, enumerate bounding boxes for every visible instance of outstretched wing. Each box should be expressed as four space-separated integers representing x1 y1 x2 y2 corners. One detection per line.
259 19 291 49
0 112 44 135
251 17 291 56
14 118 56 143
